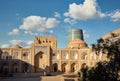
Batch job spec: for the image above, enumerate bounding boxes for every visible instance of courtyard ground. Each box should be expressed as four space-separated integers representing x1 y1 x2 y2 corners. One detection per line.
0 75 77 81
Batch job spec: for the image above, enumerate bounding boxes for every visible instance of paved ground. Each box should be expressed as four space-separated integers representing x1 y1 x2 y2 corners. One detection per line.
0 76 77 81
0 77 40 81
41 76 64 81
0 76 64 81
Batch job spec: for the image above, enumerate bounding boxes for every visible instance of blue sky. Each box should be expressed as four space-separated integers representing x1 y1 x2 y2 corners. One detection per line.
0 0 120 48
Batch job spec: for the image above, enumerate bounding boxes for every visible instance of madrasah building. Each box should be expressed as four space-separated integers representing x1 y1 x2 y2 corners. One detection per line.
0 28 120 74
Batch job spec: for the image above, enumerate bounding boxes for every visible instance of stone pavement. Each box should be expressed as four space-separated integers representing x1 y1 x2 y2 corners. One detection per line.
0 76 77 81
0 76 63 81
0 77 41 81
41 76 64 81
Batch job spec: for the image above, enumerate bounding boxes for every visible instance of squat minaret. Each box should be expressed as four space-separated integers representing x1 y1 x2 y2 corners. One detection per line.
68 29 84 42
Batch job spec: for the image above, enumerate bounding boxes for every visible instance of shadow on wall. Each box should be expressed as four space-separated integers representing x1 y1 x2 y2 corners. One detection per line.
0 49 63 77
0 49 45 77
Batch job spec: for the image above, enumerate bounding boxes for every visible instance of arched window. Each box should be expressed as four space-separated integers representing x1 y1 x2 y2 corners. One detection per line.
70 51 78 60
52 50 59 60
2 51 9 60
52 63 58 72
74 53 78 59
13 51 19 59
61 63 67 72
90 53 94 60
22 63 29 72
12 62 19 73
23 52 28 60
52 53 59 60
81 52 87 60
66 54 68 59
43 41 45 43
71 63 76 72
62 51 69 60
81 63 86 69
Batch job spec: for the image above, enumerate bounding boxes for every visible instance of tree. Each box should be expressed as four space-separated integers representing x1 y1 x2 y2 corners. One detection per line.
86 34 120 81
81 66 88 81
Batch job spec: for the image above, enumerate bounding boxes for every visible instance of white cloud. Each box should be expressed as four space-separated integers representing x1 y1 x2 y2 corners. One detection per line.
8 28 19 35
63 12 70 17
54 12 61 18
1 44 10 48
24 31 38 36
64 18 77 25
64 0 105 20
49 30 53 34
9 40 23 45
46 18 60 28
40 30 54 35
24 31 33 35
19 16 60 34
26 41 34 47
9 39 33 48
109 10 120 22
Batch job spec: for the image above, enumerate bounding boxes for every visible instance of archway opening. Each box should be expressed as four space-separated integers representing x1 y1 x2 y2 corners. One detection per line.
81 63 86 69
53 63 58 72
61 63 67 72
2 62 8 74
22 63 29 72
71 63 75 72
35 51 44 72
12 62 18 73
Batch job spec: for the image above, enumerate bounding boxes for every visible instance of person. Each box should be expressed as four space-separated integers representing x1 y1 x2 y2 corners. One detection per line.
25 71 27 76
44 71 46 76
24 68 28 76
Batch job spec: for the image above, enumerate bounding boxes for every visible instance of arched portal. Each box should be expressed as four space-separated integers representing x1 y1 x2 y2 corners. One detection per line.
61 63 67 72
12 62 18 73
22 63 29 72
71 63 76 72
2 62 8 74
53 63 58 72
35 51 43 72
81 63 86 69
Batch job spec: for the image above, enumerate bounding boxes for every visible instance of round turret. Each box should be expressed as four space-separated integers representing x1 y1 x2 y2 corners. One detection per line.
68 29 84 42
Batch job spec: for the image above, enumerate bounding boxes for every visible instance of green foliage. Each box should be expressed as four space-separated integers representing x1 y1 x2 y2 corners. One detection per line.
81 67 88 81
84 34 120 81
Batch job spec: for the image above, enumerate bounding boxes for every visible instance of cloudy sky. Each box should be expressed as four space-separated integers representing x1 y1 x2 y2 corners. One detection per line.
0 0 120 48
